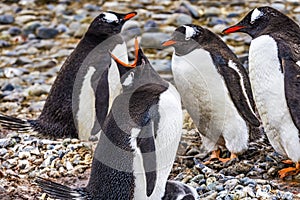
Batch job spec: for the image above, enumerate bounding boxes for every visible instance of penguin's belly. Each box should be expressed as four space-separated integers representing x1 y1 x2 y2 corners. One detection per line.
172 49 248 153
249 35 300 161
77 66 96 140
131 83 183 199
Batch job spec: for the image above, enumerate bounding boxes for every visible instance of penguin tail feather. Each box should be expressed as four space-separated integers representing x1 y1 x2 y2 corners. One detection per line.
0 113 33 132
36 177 88 200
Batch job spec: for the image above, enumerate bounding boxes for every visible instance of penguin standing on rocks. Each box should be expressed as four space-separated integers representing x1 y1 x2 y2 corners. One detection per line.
36 39 198 200
223 6 300 178
0 11 137 140
162 24 260 163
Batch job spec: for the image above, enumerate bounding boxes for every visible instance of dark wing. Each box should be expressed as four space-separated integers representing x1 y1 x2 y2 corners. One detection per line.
137 119 157 197
217 61 260 127
283 58 300 130
36 177 89 200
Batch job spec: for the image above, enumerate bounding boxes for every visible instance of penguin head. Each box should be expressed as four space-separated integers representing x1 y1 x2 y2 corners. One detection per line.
111 38 166 91
162 24 204 56
222 6 286 38
86 11 137 39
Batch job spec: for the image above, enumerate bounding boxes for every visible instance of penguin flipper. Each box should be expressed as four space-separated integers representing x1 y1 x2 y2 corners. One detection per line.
283 58 300 130
137 120 157 197
0 113 33 132
36 177 89 200
219 64 260 127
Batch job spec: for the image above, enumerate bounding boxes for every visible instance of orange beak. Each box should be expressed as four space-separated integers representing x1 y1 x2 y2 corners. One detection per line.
123 12 137 21
110 38 139 68
222 25 246 34
162 40 176 47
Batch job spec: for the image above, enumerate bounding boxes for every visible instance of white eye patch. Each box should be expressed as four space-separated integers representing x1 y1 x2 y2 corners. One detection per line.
103 12 119 23
251 8 263 24
183 25 196 40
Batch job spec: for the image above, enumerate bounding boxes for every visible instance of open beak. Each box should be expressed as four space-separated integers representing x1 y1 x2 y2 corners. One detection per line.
162 39 176 47
222 25 246 34
123 12 137 21
110 38 139 68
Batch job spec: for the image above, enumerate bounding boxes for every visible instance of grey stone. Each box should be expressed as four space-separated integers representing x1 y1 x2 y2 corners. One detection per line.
150 59 171 73
8 26 22 36
23 21 42 35
0 14 14 24
175 13 192 26
144 20 159 32
181 1 200 19
36 27 59 39
0 148 8 156
141 32 170 49
0 40 11 47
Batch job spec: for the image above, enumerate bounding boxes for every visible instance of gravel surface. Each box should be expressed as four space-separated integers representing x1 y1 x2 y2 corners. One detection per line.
0 0 300 199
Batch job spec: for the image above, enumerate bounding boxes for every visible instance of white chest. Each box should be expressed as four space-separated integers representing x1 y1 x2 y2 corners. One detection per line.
77 66 96 140
249 35 300 160
172 49 239 130
131 83 183 199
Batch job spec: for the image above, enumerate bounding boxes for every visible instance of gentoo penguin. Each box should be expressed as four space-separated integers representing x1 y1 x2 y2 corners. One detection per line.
223 6 300 178
36 39 198 199
0 11 137 140
162 24 260 163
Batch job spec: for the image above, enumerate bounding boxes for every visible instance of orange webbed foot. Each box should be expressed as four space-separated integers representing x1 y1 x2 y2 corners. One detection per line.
278 162 300 179
219 153 238 163
203 149 220 165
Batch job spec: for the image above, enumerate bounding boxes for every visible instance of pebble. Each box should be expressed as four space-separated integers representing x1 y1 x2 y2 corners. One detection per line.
0 14 15 24
0 1 299 199
8 26 22 36
141 32 170 49
167 13 193 26
36 27 59 39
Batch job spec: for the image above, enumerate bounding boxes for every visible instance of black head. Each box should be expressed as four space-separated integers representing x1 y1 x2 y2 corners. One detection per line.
111 38 167 91
222 6 293 38
162 24 205 56
86 11 137 40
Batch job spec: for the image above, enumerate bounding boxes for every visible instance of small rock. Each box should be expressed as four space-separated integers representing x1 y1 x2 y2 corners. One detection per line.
141 32 170 49
0 14 14 24
0 40 11 47
3 68 24 78
1 83 15 92
0 148 8 156
181 1 201 19
23 21 42 35
36 27 59 39
224 178 239 191
56 24 69 33
8 26 22 36
74 23 89 38
25 84 50 97
167 13 192 26
144 20 159 32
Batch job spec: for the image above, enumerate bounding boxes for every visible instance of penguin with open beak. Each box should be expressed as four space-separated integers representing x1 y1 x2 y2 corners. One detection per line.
162 24 260 164
0 11 137 140
36 39 198 199
223 6 300 178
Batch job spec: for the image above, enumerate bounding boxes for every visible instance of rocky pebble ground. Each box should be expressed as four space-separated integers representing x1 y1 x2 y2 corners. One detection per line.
0 0 300 199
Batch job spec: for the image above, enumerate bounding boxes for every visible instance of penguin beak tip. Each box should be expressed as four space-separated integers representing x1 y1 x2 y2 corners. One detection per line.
162 40 176 47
